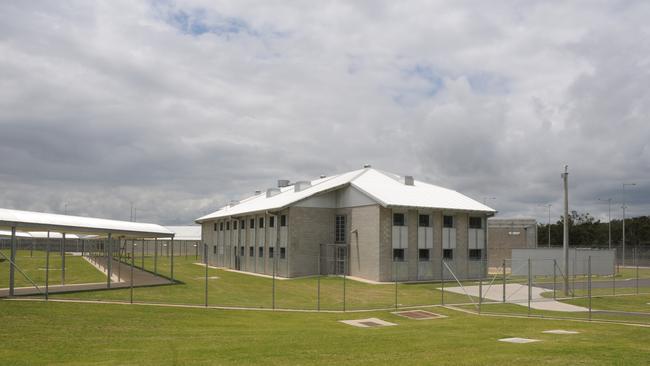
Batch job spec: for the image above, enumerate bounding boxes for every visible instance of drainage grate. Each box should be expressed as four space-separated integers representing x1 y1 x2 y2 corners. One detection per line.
392 310 446 320
340 318 398 328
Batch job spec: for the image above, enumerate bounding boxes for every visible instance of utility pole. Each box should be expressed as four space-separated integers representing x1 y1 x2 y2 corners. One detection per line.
561 166 569 296
622 183 636 267
598 198 612 250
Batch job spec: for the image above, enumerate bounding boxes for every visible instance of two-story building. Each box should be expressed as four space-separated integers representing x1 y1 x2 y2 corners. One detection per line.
195 166 496 282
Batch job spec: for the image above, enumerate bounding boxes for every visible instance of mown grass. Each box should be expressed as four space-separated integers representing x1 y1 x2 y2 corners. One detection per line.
50 256 472 310
0 250 105 288
1 300 649 365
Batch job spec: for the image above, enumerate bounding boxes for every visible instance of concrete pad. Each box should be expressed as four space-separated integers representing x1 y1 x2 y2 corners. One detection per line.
442 283 588 312
392 310 447 320
499 337 540 344
542 330 580 334
340 318 397 328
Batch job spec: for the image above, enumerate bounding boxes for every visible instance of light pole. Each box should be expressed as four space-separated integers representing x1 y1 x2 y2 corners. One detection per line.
561 166 569 296
622 183 636 267
598 198 612 250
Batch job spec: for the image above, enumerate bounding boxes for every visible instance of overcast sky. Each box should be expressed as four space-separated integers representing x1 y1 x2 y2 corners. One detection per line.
1 1 649 225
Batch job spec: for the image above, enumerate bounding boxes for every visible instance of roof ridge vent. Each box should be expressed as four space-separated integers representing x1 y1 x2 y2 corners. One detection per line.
363 164 372 168
277 179 290 188
266 188 281 198
319 175 326 178
294 180 312 192
404 176 414 186
254 190 262 195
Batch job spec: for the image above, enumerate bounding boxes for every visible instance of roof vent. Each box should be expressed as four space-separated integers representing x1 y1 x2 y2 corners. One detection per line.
254 190 262 195
277 179 290 188
363 164 372 168
320 175 326 179
266 188 281 198
229 200 240 206
404 176 414 186
294 180 312 192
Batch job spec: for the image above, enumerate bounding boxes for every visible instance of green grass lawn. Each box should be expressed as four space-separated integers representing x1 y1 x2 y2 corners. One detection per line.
0 250 106 288
1 300 649 365
49 256 473 310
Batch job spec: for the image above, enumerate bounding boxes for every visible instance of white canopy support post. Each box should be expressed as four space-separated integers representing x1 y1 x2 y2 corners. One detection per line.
154 238 158 275
107 233 112 289
9 226 16 296
61 233 66 285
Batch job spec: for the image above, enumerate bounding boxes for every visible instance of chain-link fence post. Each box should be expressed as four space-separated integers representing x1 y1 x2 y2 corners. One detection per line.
317 247 321 311
204 243 208 308
502 259 506 303
141 238 145 270
553 259 557 300
130 238 134 304
635 247 639 294
394 260 398 310
613 254 616 296
478 260 483 315
587 256 591 320
154 238 158 275
272 250 276 311
45 236 50 300
440 258 445 306
342 252 347 312
527 257 531 316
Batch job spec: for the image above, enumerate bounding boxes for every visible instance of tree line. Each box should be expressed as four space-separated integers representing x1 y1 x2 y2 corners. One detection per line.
536 212 650 248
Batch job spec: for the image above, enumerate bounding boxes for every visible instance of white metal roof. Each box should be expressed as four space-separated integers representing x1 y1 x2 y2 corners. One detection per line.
196 167 496 222
164 226 201 241
0 208 174 238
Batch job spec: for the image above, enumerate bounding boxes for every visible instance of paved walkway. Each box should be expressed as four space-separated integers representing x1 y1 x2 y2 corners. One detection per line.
442 283 588 312
0 256 173 297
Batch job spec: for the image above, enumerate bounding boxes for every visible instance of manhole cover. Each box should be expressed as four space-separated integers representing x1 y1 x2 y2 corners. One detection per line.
392 310 447 320
499 337 540 344
340 318 397 328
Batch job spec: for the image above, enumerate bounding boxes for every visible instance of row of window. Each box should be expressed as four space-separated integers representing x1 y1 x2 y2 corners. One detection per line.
393 213 483 229
392 248 483 261
213 215 287 231
213 245 287 259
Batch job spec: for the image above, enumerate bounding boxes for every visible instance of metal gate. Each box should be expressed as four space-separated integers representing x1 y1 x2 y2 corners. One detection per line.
321 244 348 275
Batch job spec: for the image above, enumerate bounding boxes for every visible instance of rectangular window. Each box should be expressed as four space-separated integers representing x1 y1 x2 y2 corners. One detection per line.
249 219 255 229
269 216 275 228
335 215 346 243
269 247 274 258
226 221 230 230
443 249 453 260
469 217 482 229
240 220 245 229
213 245 217 254
233 221 238 230
213 223 217 231
259 217 264 228
280 215 287 227
443 215 454 228
280 247 286 259
220 222 224 231
418 249 430 261
393 248 405 262
393 213 405 226
418 214 430 227
249 246 254 257
240 246 244 256
258 246 264 258
469 249 482 260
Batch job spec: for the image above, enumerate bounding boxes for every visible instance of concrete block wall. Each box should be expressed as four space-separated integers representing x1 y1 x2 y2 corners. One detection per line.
348 205 381 281
288 206 335 277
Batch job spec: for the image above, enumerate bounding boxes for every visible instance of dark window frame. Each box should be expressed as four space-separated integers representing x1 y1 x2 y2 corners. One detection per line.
280 215 287 227
443 249 453 260
249 246 254 257
393 248 405 262
443 215 454 228
219 222 224 231
280 247 286 259
258 246 264 258
393 213 405 226
418 248 430 261
469 249 482 261
213 223 217 231
213 245 217 254
335 215 346 243
249 219 255 229
226 221 230 230
259 217 264 228
469 217 482 229
269 216 275 228
418 214 430 227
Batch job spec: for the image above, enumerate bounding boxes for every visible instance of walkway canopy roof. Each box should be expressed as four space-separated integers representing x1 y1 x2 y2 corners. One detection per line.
0 208 174 239
164 226 201 241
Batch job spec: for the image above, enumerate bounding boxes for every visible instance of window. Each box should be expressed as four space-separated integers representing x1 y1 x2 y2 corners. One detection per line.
469 217 482 229
280 247 286 259
249 246 254 257
213 245 217 254
240 246 244 256
393 248 405 262
393 213 405 226
418 249 430 261
249 219 255 229
443 249 453 260
258 246 264 258
213 223 217 231
335 215 346 243
240 220 245 229
219 222 224 231
280 215 287 227
226 221 230 230
469 249 482 260
269 247 274 258
233 221 238 230
259 217 264 228
443 215 454 228
269 216 275 228
418 214 430 227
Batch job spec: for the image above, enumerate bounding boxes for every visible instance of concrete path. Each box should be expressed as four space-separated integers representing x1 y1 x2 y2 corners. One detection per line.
536 277 650 290
442 283 588 312
0 256 173 297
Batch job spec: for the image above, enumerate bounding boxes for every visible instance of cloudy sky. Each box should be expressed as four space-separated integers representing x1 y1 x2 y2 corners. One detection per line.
1 0 649 225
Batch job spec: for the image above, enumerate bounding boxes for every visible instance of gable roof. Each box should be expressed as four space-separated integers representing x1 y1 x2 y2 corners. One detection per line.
196 168 495 222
